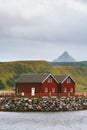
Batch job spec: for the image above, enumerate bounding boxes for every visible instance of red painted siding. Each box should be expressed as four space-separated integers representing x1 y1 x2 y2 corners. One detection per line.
16 83 41 97
16 75 58 97
61 77 75 96
15 75 75 97
41 75 58 97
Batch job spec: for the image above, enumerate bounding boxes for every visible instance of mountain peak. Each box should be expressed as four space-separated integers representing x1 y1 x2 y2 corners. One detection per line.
53 52 75 62
63 51 68 54
62 51 69 56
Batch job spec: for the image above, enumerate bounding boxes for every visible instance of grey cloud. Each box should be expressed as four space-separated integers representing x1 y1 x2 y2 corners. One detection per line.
0 0 87 45
75 0 87 3
0 0 87 61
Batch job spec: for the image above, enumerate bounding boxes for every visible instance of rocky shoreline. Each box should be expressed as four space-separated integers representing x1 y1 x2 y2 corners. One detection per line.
0 96 87 112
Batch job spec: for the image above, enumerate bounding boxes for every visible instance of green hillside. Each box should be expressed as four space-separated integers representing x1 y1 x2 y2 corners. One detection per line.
0 60 87 91
53 66 87 91
0 60 56 90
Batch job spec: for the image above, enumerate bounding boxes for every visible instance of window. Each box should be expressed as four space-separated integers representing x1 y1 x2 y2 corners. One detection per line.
31 88 35 96
66 78 71 83
48 77 52 83
70 88 73 93
64 88 67 93
45 87 48 93
52 87 55 93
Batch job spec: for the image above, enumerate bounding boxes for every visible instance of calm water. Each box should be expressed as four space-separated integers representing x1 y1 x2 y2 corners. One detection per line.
0 111 87 130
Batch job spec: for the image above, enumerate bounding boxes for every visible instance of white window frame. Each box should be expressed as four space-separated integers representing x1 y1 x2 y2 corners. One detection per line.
66 78 71 84
45 87 48 93
70 88 73 93
52 87 55 93
31 88 35 96
64 87 67 93
48 77 52 83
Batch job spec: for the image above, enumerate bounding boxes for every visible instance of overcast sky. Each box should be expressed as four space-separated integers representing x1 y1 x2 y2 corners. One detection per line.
0 0 87 62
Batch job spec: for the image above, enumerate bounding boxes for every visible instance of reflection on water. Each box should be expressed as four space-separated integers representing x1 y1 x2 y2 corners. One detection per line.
0 111 87 130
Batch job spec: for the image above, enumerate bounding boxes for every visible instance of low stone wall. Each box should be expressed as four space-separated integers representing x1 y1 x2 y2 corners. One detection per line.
0 96 87 112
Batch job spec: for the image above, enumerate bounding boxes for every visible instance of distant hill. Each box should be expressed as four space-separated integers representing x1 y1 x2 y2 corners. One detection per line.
0 60 87 91
49 61 87 67
53 66 87 91
53 51 75 62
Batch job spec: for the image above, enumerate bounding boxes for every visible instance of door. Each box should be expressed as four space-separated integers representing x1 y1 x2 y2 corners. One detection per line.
31 88 35 96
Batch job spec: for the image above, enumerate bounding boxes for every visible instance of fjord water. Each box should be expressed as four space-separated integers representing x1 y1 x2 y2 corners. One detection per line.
0 111 87 130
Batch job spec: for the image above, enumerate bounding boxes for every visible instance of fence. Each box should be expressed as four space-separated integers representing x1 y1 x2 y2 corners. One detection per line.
0 91 15 97
0 91 87 98
75 92 87 96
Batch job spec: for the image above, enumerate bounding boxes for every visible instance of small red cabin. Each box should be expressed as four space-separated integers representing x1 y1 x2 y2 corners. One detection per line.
15 73 75 97
54 75 75 97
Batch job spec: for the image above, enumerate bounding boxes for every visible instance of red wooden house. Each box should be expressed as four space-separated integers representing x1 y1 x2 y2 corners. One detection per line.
54 75 75 96
15 74 58 97
15 73 75 97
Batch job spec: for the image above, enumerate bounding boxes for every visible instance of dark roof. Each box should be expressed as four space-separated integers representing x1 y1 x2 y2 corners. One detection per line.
54 75 68 83
15 73 51 83
16 73 70 84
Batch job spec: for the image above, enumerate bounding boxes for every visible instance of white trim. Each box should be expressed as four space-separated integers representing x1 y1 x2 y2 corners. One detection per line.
61 75 69 84
61 75 76 84
42 74 59 84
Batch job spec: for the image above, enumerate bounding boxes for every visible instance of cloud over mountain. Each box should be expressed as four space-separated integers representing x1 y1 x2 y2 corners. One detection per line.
0 0 87 61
